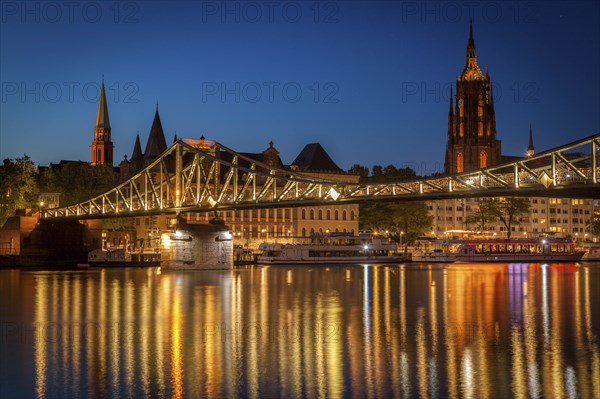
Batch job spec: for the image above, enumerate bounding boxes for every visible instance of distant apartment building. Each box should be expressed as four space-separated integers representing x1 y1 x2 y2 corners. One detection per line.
427 197 595 239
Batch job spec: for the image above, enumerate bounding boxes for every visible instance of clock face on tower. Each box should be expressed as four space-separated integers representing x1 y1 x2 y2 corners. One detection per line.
458 98 464 108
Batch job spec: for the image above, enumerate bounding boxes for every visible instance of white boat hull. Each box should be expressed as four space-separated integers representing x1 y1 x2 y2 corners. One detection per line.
411 252 456 263
257 234 405 265
257 255 406 264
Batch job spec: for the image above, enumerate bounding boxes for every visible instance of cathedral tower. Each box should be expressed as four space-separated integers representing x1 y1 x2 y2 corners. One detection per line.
91 79 114 165
444 20 501 174
527 124 535 157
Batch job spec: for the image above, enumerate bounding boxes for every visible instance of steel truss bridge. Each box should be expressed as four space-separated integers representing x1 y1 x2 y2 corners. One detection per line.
43 133 600 220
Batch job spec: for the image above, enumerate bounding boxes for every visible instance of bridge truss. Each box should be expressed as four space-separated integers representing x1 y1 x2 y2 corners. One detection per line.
43 133 600 219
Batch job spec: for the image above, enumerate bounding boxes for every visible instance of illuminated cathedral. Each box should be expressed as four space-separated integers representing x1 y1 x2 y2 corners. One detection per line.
445 19 502 174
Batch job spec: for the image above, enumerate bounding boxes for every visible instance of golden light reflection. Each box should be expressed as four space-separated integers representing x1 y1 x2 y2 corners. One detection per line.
523 271 541 398
170 284 184 399
34 276 48 399
511 326 527 399
585 268 600 399
548 266 565 399
9 261 599 398
109 279 121 397
416 307 429 398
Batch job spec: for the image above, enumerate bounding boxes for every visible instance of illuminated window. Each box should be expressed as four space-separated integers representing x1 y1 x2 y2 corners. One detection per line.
479 150 487 168
456 152 464 173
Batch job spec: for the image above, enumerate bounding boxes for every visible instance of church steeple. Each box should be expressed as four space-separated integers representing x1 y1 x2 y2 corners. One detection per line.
91 78 114 165
527 125 535 157
466 18 477 67
131 133 143 161
95 79 110 129
460 18 483 81
143 106 168 166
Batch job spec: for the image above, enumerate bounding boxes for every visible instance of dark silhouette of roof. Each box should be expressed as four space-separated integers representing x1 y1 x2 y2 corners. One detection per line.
143 108 167 165
291 143 343 173
131 134 143 161
129 134 144 172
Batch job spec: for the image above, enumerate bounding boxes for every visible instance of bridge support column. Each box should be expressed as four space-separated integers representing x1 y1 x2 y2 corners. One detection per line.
160 216 233 270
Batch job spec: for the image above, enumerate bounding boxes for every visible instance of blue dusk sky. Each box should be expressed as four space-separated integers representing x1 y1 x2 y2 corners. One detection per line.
1 0 599 174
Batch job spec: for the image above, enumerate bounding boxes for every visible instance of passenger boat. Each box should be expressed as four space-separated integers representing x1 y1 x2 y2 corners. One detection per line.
411 239 461 262
257 233 406 264
87 248 161 267
581 243 600 261
454 239 585 263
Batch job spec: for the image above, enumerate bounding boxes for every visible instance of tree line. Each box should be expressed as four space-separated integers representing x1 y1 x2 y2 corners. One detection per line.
348 163 433 243
0 156 116 227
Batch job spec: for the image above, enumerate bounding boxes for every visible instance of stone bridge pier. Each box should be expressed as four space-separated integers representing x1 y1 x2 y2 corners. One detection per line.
160 216 233 270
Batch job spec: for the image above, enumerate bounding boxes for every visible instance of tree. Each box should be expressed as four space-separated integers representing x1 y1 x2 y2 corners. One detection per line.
496 197 530 238
466 198 501 232
357 164 430 243
38 162 116 206
0 156 39 227
360 201 433 244
348 164 369 179
592 210 600 238
371 165 383 178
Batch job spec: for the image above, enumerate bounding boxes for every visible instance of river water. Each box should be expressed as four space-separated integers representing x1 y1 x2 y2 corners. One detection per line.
1 263 599 398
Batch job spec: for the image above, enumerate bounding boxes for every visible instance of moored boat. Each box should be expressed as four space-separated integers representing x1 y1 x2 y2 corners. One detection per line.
88 248 161 267
411 239 461 262
257 233 406 264
454 239 585 263
581 243 600 261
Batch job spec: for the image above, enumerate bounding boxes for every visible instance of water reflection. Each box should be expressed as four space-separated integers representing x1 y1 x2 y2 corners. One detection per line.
0 263 598 398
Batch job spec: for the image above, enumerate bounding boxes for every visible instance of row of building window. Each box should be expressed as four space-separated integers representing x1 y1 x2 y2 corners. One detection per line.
437 225 589 234
229 227 355 238
437 216 591 225
300 209 355 221
434 206 590 214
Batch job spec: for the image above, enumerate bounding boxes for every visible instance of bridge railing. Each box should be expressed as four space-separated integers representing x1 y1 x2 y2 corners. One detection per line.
42 133 600 219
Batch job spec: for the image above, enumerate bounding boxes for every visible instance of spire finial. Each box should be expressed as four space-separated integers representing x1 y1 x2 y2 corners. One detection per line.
95 76 110 129
527 124 535 156
469 17 473 40
466 18 477 66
